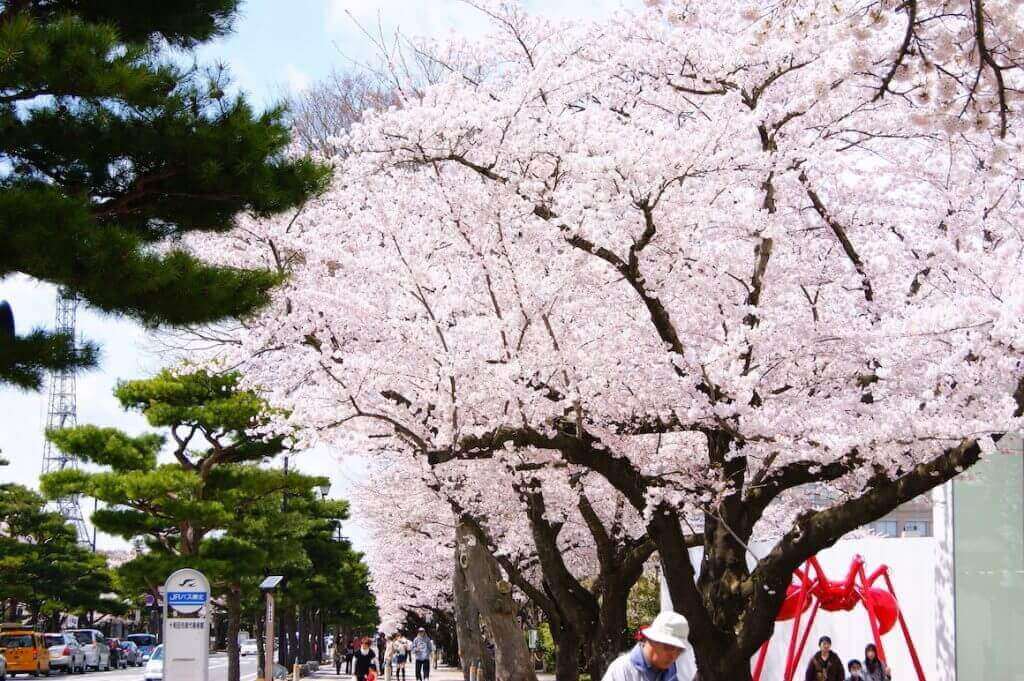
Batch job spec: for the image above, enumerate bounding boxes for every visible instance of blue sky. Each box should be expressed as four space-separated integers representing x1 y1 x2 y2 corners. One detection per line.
0 0 631 550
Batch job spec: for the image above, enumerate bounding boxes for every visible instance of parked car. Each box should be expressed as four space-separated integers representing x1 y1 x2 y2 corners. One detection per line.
0 629 51 677
69 628 111 671
118 640 142 667
45 632 86 674
126 633 158 662
143 644 163 681
239 638 258 656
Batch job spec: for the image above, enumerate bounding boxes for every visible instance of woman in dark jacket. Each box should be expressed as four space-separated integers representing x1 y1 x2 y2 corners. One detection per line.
353 638 378 681
863 644 892 681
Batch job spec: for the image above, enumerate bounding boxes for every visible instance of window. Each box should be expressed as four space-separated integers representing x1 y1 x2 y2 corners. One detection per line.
901 520 931 537
0 634 33 648
871 520 899 537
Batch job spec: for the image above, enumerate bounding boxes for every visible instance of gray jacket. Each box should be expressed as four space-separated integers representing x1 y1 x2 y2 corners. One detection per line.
411 635 434 661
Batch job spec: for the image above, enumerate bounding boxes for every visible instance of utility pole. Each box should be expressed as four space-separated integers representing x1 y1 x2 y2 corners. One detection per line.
40 288 90 544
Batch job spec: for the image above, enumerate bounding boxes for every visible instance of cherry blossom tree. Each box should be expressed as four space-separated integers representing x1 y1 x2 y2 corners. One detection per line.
191 1 1024 679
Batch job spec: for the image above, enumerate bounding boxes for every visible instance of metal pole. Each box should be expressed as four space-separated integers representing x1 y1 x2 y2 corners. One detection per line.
265 592 276 681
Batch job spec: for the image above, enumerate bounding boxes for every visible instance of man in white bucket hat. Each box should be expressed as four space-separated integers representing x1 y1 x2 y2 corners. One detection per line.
602 610 689 681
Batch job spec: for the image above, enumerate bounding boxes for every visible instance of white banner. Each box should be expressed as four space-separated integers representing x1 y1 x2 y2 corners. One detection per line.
163 568 210 681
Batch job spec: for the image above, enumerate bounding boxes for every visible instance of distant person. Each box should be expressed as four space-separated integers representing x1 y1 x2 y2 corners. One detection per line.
377 632 387 669
411 628 435 681
847 659 863 680
353 637 378 681
345 639 355 674
863 644 892 681
602 610 688 681
804 636 844 681
394 635 409 681
333 640 344 675
384 633 399 681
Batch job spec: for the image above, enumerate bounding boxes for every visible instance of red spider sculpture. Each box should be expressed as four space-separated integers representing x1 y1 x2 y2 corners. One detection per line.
751 555 926 681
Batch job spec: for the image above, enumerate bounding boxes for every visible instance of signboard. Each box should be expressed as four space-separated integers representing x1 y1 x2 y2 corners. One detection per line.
163 568 210 681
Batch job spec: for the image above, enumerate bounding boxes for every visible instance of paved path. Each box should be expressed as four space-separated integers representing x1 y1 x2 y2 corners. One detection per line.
310 666 555 680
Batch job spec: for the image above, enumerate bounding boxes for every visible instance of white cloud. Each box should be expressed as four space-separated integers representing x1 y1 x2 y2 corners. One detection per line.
284 63 312 93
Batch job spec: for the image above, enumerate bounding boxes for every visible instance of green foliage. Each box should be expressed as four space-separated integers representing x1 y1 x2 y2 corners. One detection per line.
0 483 118 624
627 572 661 633
0 0 331 390
537 622 557 673
41 367 377 634
0 326 97 390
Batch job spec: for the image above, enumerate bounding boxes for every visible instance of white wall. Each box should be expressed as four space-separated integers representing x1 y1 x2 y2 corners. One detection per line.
661 538 940 680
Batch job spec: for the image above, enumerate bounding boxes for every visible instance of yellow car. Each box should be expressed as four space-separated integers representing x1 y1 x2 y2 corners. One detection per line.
0 628 51 677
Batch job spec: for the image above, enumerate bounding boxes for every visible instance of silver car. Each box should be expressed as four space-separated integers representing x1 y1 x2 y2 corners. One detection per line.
45 633 86 674
69 629 111 671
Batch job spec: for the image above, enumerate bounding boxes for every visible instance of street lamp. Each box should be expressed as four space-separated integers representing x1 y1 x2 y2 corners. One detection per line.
259 576 285 681
318 482 331 500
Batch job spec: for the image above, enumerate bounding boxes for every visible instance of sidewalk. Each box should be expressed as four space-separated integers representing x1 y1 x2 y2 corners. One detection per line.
310 666 555 680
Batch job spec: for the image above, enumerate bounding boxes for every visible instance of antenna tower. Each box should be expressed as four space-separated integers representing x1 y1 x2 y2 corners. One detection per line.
40 288 90 545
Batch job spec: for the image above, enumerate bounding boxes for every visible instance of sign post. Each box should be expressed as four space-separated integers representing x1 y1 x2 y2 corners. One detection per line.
264 590 275 681
163 568 210 681
260 576 284 681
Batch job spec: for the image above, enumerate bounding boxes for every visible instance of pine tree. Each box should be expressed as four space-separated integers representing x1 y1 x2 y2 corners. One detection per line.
41 368 377 681
0 1 330 389
0 483 119 626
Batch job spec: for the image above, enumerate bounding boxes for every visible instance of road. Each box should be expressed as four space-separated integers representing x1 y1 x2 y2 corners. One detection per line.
49 653 260 681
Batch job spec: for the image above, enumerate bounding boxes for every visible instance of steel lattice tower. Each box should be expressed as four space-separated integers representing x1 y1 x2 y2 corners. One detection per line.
40 288 90 544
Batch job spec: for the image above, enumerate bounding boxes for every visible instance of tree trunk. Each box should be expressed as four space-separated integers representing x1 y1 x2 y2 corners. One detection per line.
456 521 537 681
588 581 632 680
453 542 492 681
288 608 299 666
297 607 309 663
277 607 289 667
226 585 242 681
551 624 580 681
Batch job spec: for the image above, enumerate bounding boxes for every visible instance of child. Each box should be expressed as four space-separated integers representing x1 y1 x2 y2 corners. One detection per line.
847 659 864 680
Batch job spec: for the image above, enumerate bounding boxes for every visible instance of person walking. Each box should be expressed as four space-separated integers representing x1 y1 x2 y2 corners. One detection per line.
602 610 688 681
394 635 409 681
411 628 435 681
345 639 355 674
862 645 892 681
377 632 387 668
804 636 844 681
384 634 399 681
353 637 378 681
333 639 344 676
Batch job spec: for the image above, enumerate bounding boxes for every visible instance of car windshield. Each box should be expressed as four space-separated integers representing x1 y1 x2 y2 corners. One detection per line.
72 632 93 645
245 639 257 645
128 634 157 647
44 635 65 647
151 645 163 660
0 634 33 648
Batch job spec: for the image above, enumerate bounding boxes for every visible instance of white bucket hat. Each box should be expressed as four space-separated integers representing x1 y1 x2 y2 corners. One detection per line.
643 611 689 650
